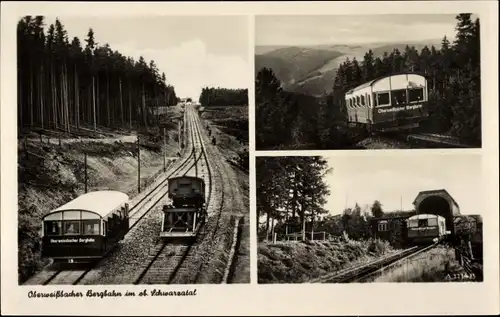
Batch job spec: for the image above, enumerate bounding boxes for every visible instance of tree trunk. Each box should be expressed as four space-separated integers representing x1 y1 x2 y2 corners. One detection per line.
19 71 23 130
142 83 147 127
74 65 80 129
52 62 58 129
40 63 44 129
96 76 100 126
65 62 71 134
106 70 110 126
30 58 34 127
119 77 124 126
128 80 132 130
92 76 96 131
265 210 270 241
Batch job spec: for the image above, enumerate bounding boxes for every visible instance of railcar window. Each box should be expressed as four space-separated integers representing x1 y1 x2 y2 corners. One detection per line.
378 222 388 231
82 219 100 235
377 92 390 106
63 221 81 235
427 218 438 226
45 221 62 236
356 96 360 107
392 89 407 105
418 219 428 227
408 219 418 227
361 95 365 106
367 94 370 107
408 88 424 102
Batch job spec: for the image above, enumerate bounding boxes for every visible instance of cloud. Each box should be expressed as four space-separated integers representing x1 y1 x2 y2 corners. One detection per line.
324 154 481 216
112 39 248 100
256 15 457 45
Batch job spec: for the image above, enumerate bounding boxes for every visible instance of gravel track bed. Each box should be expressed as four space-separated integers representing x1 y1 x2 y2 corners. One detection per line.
137 109 213 285
168 111 226 284
137 244 190 284
195 172 242 282
185 113 248 284
77 205 165 285
170 162 225 284
77 111 196 285
202 131 250 283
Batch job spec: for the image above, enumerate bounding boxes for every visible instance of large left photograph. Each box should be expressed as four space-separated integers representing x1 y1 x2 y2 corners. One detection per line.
17 15 250 285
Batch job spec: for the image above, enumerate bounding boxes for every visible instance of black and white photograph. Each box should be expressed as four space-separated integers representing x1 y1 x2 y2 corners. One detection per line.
255 14 482 150
257 154 483 283
16 15 250 286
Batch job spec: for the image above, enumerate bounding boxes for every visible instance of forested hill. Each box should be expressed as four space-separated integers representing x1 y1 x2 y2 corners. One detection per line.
255 40 441 97
17 16 178 135
199 87 248 107
256 14 481 150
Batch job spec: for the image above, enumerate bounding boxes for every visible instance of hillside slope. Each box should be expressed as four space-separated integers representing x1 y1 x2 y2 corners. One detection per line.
258 238 394 283
255 40 441 96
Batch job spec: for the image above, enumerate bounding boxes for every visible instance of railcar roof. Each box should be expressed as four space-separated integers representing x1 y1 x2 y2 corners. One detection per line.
346 72 425 94
48 190 129 218
169 176 204 181
408 213 444 220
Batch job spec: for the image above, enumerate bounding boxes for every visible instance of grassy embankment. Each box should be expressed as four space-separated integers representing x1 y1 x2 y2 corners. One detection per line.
368 246 482 282
17 105 184 284
258 238 394 284
199 106 248 172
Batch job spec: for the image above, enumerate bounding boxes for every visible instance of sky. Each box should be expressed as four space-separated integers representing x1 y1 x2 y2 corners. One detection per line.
44 16 249 100
256 14 465 46
324 153 482 217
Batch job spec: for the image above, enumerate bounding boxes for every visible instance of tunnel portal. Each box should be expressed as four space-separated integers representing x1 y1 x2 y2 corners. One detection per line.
413 189 460 236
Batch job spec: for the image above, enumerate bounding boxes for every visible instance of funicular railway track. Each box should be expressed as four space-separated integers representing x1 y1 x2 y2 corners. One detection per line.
310 243 438 283
25 105 214 286
133 105 216 285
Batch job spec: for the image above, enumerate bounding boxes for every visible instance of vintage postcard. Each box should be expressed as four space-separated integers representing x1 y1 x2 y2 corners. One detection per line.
1 1 499 316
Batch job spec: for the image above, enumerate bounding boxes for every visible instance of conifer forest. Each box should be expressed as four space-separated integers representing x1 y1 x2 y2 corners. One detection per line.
17 16 178 135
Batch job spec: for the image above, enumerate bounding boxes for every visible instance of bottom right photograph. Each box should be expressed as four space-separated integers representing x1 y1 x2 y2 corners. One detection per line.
256 153 483 284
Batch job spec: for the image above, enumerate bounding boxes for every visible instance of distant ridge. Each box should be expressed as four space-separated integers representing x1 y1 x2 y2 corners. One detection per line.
255 39 442 96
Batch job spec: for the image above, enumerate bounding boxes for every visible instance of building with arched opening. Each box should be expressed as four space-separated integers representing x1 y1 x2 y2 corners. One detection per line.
413 189 460 236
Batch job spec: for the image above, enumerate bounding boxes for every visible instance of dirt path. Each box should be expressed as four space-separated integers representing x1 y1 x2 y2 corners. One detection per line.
26 135 138 145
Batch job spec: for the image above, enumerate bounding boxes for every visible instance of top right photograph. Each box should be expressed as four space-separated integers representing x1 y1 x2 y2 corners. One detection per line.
255 14 481 150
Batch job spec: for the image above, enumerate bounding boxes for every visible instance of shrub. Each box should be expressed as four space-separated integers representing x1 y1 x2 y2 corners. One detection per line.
367 238 390 256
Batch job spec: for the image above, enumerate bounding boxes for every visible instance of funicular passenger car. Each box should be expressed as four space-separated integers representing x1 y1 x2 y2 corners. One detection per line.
41 191 130 263
344 72 429 133
406 213 447 244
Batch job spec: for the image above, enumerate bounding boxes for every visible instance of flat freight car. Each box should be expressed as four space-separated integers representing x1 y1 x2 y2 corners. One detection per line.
41 191 130 263
344 72 429 134
160 176 207 239
406 214 448 244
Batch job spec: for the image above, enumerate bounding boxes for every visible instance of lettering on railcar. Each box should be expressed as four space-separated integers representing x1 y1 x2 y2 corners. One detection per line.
49 238 96 244
377 104 423 113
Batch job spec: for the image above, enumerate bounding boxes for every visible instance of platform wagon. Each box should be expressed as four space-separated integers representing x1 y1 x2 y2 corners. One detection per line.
160 176 207 239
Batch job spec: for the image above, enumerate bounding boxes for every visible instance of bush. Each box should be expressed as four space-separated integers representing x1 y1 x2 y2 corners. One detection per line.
367 238 390 256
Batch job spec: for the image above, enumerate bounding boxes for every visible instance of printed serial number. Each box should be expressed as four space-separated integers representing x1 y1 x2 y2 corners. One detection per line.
444 273 476 281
